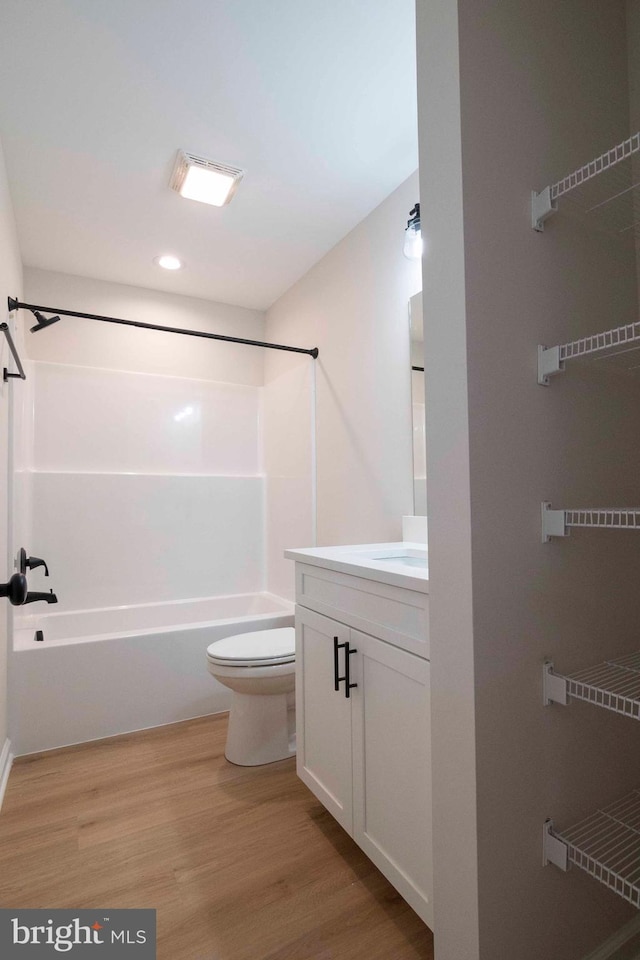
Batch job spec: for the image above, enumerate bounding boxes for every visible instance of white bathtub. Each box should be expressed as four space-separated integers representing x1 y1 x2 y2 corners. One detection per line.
10 592 294 756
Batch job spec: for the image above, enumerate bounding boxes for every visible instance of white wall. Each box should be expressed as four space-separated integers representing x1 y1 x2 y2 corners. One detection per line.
418 1 640 958
23 268 265 384
16 270 268 612
263 353 316 601
416 2 478 955
265 171 422 599
0 135 23 794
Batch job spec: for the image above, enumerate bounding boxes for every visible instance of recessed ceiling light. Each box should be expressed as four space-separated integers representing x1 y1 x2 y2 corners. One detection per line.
154 254 183 270
170 150 244 207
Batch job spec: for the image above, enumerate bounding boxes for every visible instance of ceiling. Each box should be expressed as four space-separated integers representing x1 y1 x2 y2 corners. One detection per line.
0 0 418 311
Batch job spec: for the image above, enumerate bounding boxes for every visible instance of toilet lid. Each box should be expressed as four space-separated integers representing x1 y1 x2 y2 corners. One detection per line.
206 627 295 667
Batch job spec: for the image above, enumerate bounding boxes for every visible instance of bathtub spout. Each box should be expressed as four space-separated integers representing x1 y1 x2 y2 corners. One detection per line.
24 590 58 605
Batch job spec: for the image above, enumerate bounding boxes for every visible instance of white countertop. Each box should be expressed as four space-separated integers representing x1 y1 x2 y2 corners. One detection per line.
284 542 429 593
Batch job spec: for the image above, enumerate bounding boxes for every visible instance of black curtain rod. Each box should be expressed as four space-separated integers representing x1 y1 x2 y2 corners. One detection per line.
8 298 319 359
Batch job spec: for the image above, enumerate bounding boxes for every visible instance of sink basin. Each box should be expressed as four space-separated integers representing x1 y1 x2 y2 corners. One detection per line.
369 547 427 567
350 547 428 569
370 554 427 569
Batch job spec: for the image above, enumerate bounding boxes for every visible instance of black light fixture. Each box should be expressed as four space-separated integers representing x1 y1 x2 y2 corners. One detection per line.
403 203 422 260
29 310 61 332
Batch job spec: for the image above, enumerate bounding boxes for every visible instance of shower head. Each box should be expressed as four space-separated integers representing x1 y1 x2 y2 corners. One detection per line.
30 310 61 332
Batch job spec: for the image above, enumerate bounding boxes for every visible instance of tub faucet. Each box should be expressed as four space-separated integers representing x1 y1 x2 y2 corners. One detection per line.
24 589 58 605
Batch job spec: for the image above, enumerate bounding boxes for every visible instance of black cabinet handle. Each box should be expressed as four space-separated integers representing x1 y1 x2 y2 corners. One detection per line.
333 635 358 698
344 642 358 699
333 636 341 691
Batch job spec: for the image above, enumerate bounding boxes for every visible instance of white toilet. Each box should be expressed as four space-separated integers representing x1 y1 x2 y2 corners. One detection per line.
206 627 296 766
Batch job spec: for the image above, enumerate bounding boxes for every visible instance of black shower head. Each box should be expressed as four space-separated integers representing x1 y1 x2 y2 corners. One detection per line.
29 310 61 332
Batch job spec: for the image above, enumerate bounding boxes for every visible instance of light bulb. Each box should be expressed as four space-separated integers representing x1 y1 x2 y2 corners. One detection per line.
155 255 183 270
180 165 236 206
403 222 423 260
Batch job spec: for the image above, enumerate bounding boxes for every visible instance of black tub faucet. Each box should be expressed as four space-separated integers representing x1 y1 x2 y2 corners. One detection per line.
24 590 58 605
1 573 57 606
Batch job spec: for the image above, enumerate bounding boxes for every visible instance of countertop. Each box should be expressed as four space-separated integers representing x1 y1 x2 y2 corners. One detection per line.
284 542 429 593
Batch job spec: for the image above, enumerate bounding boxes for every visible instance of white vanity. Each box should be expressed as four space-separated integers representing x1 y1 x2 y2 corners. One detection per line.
284 542 432 929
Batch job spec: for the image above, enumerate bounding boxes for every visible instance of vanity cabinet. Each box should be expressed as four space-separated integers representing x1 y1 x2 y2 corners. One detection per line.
293 560 432 928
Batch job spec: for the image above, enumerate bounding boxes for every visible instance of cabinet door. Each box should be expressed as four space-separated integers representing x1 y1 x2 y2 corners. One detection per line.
295 605 354 833
351 629 433 928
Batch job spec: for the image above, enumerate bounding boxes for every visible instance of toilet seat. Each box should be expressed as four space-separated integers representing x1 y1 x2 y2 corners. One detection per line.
206 627 295 668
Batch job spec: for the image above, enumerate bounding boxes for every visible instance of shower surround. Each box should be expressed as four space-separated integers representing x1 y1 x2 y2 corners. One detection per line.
9 358 296 753
7 271 315 753
20 361 267 611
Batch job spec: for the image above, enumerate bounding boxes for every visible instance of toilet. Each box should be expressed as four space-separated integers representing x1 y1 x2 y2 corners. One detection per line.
206 627 296 766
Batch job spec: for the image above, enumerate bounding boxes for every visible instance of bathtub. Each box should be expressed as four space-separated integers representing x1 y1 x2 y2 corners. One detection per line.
10 592 294 756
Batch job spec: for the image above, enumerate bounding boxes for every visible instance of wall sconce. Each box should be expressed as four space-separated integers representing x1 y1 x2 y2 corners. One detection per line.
403 203 422 260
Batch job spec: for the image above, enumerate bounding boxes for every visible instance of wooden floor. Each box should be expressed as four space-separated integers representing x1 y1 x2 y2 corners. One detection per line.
0 714 433 960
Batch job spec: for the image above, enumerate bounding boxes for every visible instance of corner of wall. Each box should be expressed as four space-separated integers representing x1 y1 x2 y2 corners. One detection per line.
0 132 23 769
0 737 14 812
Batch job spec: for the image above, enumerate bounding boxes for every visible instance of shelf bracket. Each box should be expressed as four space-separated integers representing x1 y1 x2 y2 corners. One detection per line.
537 345 562 385
543 661 567 706
543 820 569 870
531 187 557 232
542 502 568 542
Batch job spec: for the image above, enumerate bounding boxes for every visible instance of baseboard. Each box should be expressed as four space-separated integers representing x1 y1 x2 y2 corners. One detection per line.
0 738 14 813
583 914 640 960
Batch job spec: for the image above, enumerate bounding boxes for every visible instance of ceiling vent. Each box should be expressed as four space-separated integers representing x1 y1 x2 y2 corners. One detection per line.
169 150 244 207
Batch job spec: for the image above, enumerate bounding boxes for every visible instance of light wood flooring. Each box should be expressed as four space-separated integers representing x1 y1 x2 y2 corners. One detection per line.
0 713 434 960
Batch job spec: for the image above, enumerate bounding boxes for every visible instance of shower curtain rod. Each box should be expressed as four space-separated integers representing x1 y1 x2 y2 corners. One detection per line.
7 297 319 359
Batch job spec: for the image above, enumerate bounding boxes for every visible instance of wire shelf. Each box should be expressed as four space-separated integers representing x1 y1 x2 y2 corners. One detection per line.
565 509 640 530
542 503 640 540
544 655 640 721
538 320 640 383
551 134 640 202
532 132 640 232
547 791 640 909
559 321 640 362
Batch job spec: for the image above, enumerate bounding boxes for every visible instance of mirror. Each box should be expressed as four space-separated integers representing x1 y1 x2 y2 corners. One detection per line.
409 292 426 516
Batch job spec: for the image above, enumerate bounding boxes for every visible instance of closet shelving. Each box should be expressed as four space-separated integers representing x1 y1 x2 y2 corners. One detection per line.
535 131 640 384
536 132 640 909
541 502 640 541
531 131 640 232
544 656 640 720
537 321 640 385
543 793 640 909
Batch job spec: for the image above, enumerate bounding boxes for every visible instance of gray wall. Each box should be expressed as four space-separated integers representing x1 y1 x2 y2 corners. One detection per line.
418 1 640 957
